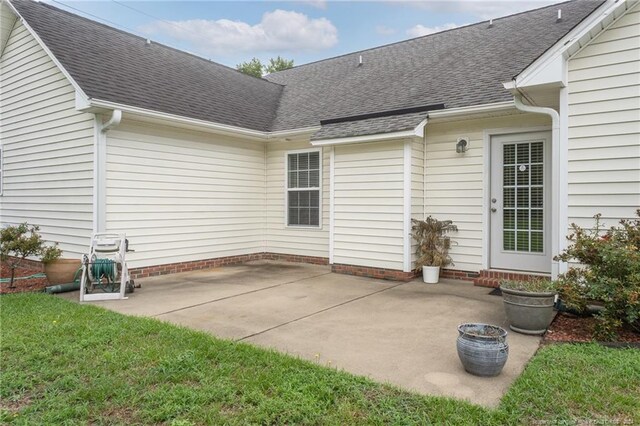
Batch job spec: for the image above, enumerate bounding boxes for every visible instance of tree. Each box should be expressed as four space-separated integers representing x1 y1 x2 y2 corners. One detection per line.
0 223 47 287
265 56 294 74
236 57 264 78
236 56 294 77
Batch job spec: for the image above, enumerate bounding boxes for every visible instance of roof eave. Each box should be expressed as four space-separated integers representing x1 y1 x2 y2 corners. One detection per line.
80 98 320 141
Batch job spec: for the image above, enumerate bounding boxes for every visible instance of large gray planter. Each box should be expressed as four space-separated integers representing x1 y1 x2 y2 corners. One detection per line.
501 287 556 335
456 323 509 377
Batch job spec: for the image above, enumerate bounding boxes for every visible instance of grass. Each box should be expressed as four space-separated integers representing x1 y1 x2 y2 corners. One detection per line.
1 293 638 425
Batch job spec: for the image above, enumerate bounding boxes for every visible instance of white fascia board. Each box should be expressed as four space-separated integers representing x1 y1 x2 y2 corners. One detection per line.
5 0 90 103
311 118 427 147
504 0 630 91
81 99 320 141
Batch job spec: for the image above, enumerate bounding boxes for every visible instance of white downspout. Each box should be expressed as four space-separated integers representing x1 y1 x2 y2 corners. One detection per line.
93 109 122 234
513 96 565 279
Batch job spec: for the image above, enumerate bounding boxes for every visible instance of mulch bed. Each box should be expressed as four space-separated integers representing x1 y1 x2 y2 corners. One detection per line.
0 262 50 294
544 312 640 347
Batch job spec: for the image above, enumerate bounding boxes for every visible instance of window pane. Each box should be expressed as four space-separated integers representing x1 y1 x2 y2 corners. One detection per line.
299 208 310 225
517 209 529 230
288 171 298 188
531 164 543 186
310 208 319 226
531 209 543 231
288 154 298 171
310 191 319 207
517 143 529 163
309 170 320 187
504 144 515 165
299 171 309 188
517 164 529 186
309 152 320 170
517 188 529 208
504 188 515 208
299 153 309 170
517 231 529 251
504 166 515 186
288 191 299 207
531 187 543 208
504 230 515 251
531 232 544 253
504 209 515 230
288 207 299 225
531 142 543 163
299 191 310 207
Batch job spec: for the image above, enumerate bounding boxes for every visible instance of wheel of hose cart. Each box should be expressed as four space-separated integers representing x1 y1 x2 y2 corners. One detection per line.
126 280 135 294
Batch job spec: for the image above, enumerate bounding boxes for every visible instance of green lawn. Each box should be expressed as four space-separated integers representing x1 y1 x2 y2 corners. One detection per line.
1 293 638 425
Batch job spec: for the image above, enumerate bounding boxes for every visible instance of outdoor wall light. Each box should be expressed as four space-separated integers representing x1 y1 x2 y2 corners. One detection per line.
456 137 469 153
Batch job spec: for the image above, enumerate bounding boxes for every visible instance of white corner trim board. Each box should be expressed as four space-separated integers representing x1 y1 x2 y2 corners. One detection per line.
402 139 413 272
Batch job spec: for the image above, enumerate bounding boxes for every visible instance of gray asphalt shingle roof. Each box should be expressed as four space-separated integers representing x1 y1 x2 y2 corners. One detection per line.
10 0 603 139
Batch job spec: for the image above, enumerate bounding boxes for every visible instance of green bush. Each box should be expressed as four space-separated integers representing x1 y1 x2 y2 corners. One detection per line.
555 210 640 340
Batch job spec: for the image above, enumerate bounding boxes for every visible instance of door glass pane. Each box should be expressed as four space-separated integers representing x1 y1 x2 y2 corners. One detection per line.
502 141 544 253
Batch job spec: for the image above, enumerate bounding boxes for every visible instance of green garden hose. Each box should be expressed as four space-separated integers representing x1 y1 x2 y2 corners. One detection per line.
91 258 116 282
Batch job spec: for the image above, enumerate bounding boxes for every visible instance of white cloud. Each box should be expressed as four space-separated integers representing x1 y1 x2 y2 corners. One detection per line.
141 9 338 55
388 1 556 20
406 22 460 37
375 25 396 35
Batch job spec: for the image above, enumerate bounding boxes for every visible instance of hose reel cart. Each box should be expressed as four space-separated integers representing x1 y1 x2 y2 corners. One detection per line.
79 233 138 302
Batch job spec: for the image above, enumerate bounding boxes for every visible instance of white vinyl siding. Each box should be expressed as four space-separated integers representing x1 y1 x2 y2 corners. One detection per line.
333 140 405 270
0 22 94 256
567 3 640 229
266 141 329 258
105 120 266 269
424 113 550 272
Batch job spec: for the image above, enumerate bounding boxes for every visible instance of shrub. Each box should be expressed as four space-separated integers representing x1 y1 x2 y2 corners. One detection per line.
411 216 457 268
500 278 557 293
1 223 46 287
41 244 63 264
555 211 640 340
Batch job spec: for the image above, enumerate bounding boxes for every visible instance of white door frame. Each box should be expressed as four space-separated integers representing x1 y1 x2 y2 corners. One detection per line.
482 126 552 273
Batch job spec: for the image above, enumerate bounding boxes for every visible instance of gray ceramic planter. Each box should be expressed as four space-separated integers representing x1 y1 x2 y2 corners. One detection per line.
456 323 509 377
501 287 556 335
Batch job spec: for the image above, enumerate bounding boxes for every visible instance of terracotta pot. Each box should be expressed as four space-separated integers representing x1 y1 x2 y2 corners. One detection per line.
44 259 81 285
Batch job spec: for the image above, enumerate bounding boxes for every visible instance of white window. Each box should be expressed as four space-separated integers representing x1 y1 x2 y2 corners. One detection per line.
286 149 321 227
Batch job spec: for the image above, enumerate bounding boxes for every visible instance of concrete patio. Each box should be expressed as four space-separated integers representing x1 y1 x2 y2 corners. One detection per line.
61 260 541 407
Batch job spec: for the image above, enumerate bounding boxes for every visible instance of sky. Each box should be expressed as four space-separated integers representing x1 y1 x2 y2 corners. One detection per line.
42 1 560 68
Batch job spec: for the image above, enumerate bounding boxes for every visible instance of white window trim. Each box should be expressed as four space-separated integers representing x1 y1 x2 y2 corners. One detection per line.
284 147 323 229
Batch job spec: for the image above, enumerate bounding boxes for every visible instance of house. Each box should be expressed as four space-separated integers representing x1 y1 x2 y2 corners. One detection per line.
1 0 638 285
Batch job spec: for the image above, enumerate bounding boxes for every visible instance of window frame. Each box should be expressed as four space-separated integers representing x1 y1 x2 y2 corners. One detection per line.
284 148 322 229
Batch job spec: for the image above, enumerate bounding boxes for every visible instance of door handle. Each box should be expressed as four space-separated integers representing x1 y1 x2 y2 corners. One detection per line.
491 208 497 213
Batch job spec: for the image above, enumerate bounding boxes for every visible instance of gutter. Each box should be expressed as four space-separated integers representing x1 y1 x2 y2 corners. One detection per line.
311 118 428 147
79 99 320 141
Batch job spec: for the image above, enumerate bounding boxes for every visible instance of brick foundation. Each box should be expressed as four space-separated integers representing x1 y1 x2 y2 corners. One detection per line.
473 269 551 288
129 252 329 280
331 263 418 281
440 268 480 282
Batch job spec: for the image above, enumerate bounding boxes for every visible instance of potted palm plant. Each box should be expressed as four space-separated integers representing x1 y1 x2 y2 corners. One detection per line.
411 216 457 283
500 279 557 335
